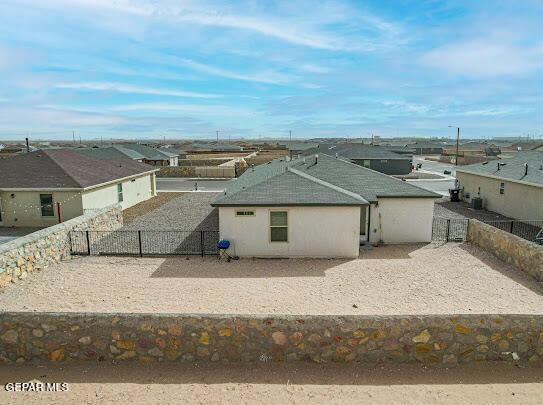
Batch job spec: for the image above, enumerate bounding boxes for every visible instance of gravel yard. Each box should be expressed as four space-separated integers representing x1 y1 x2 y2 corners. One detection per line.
2 243 542 315
122 192 219 230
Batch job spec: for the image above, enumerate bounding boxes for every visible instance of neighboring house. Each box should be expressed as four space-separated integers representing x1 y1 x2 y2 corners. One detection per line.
212 153 440 258
303 144 413 175
187 142 244 152
456 151 543 219
0 150 158 227
443 142 501 157
408 141 449 155
278 141 319 158
74 146 146 162
120 144 180 166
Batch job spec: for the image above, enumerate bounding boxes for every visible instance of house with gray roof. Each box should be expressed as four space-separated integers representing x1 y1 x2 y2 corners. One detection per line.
302 143 413 175
120 144 180 166
0 150 158 227
456 151 543 219
212 153 440 258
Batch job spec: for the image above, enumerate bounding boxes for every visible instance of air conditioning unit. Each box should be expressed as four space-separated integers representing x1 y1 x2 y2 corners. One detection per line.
471 197 483 210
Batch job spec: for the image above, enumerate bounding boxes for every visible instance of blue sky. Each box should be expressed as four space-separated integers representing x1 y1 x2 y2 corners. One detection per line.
0 0 542 140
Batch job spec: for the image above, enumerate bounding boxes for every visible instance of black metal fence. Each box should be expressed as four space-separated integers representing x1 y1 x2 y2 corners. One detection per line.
485 220 543 245
70 230 220 256
432 218 469 242
432 217 543 245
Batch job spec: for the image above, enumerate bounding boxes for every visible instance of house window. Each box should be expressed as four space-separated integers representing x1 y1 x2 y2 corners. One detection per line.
40 194 54 217
270 211 288 242
236 210 255 217
117 183 124 202
380 159 388 163
499 182 505 195
363 160 370 168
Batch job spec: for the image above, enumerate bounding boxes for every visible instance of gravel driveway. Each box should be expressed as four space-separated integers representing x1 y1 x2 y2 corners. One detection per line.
122 193 219 231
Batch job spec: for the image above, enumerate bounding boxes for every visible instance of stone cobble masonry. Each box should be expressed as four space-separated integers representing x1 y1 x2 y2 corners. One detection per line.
0 205 122 288
1 313 542 365
468 219 543 282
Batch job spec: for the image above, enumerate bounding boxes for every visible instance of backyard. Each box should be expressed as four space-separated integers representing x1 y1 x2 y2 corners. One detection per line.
2 242 542 315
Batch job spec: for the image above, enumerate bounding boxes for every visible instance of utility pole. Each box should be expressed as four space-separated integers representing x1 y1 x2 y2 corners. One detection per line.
72 130 75 144
216 131 219 143
448 126 460 166
371 133 374 146
25 137 30 153
289 130 292 142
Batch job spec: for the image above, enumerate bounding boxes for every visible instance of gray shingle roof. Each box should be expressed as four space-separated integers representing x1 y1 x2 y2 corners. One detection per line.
456 151 543 187
0 150 157 189
121 144 179 160
303 144 410 160
213 153 439 206
74 146 145 161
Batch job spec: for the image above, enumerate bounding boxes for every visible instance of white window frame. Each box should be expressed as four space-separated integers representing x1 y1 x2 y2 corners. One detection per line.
269 210 288 243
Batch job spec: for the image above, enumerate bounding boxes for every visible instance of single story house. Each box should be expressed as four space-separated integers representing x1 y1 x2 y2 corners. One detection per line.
303 144 413 175
0 150 158 227
212 153 440 258
120 144 180 166
456 151 543 220
408 141 449 155
443 142 501 157
74 146 146 162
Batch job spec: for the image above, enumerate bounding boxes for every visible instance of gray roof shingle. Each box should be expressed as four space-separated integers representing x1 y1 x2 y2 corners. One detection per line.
213 153 439 206
456 151 543 187
0 150 157 189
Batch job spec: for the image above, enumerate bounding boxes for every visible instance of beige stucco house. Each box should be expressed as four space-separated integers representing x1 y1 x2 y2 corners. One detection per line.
456 151 543 219
212 154 440 258
0 150 158 227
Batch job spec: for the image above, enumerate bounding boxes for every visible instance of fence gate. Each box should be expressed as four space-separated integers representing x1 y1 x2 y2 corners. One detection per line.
70 230 220 256
431 218 469 242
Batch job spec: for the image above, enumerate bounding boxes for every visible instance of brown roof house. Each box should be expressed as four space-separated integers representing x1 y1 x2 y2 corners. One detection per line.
0 150 158 227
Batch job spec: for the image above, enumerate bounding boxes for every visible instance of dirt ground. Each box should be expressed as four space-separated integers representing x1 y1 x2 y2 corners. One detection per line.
2 243 542 315
122 193 184 224
1 362 542 404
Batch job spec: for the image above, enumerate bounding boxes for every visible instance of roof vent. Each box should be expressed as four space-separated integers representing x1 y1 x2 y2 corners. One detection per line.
315 154 319 164
524 163 528 176
497 162 506 170
335 152 338 158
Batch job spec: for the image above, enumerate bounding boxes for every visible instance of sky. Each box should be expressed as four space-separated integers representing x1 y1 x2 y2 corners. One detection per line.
0 0 543 140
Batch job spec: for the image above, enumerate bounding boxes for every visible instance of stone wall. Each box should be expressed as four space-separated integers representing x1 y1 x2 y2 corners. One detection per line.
0 205 122 288
1 312 542 365
467 219 543 281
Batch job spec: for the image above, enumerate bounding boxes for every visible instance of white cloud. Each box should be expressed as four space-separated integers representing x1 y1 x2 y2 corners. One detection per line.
177 59 291 85
109 102 253 117
19 0 400 51
422 39 543 77
55 82 221 98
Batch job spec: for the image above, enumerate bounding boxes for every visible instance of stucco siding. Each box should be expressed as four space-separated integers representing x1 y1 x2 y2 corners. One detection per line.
81 174 154 211
457 172 543 219
0 190 83 227
219 206 360 258
373 198 435 243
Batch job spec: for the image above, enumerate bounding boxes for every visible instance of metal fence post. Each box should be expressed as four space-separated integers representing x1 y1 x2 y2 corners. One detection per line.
138 230 143 257
86 231 91 255
200 231 205 257
510 220 514 234
446 219 451 241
